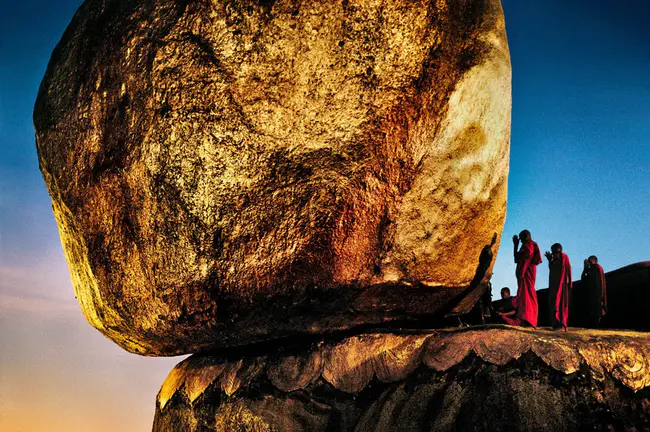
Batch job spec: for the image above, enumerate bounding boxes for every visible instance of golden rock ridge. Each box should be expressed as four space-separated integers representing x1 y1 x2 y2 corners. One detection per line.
157 326 650 410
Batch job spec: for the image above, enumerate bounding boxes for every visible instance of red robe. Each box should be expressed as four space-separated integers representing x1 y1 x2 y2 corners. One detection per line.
582 262 608 326
549 252 572 328
515 241 542 327
500 296 521 326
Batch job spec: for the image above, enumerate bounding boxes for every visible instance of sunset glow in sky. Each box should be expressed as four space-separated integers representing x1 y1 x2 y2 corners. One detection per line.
1 1 649 430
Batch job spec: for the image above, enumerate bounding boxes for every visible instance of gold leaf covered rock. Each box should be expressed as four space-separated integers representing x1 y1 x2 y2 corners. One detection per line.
35 0 511 355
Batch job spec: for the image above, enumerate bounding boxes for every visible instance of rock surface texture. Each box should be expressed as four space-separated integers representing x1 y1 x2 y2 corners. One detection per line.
35 0 511 355
154 326 650 431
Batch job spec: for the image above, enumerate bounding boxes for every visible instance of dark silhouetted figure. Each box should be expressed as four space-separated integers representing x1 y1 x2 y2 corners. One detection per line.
480 281 493 323
513 230 542 327
545 243 572 331
582 255 607 327
446 233 499 326
475 233 498 323
472 233 498 286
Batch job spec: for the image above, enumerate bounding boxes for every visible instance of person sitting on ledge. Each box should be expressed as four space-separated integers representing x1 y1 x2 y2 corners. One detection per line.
496 287 521 326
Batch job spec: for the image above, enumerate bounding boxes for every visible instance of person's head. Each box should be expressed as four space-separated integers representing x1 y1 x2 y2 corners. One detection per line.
491 232 498 246
519 230 531 243
551 243 562 257
588 255 598 265
500 287 511 299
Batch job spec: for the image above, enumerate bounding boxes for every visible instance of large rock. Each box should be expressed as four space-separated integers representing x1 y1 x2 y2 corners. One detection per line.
35 0 511 355
153 326 650 431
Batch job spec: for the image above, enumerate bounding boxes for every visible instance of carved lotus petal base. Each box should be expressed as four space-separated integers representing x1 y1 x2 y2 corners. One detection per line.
154 326 650 431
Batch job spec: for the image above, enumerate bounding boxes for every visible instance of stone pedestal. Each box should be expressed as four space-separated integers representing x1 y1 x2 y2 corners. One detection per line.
153 326 650 431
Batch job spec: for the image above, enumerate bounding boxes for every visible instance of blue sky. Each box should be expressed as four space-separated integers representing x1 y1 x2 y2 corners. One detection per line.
0 1 649 430
491 0 650 292
0 2 181 431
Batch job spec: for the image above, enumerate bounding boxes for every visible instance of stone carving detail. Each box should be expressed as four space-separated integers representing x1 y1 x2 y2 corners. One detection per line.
157 326 650 410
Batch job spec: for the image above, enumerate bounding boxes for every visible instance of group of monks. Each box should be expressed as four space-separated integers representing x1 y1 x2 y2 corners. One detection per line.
494 230 608 331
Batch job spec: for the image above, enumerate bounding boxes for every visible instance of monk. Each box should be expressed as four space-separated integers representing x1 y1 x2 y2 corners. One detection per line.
496 287 520 325
544 243 572 331
513 230 542 327
581 255 607 327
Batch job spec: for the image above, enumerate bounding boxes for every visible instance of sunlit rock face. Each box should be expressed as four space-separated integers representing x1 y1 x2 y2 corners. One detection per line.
34 0 511 355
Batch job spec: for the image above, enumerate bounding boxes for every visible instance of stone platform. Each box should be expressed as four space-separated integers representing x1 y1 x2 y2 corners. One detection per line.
153 325 650 431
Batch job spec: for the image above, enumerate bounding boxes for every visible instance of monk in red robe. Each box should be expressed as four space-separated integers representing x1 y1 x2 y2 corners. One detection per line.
545 243 572 331
513 230 542 327
496 287 520 326
581 255 607 327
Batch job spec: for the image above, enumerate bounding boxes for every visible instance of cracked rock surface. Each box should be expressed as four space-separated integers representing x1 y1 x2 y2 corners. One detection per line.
35 0 511 355
154 326 650 432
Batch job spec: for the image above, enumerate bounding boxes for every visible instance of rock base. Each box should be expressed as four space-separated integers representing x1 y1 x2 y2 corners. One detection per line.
154 326 650 431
